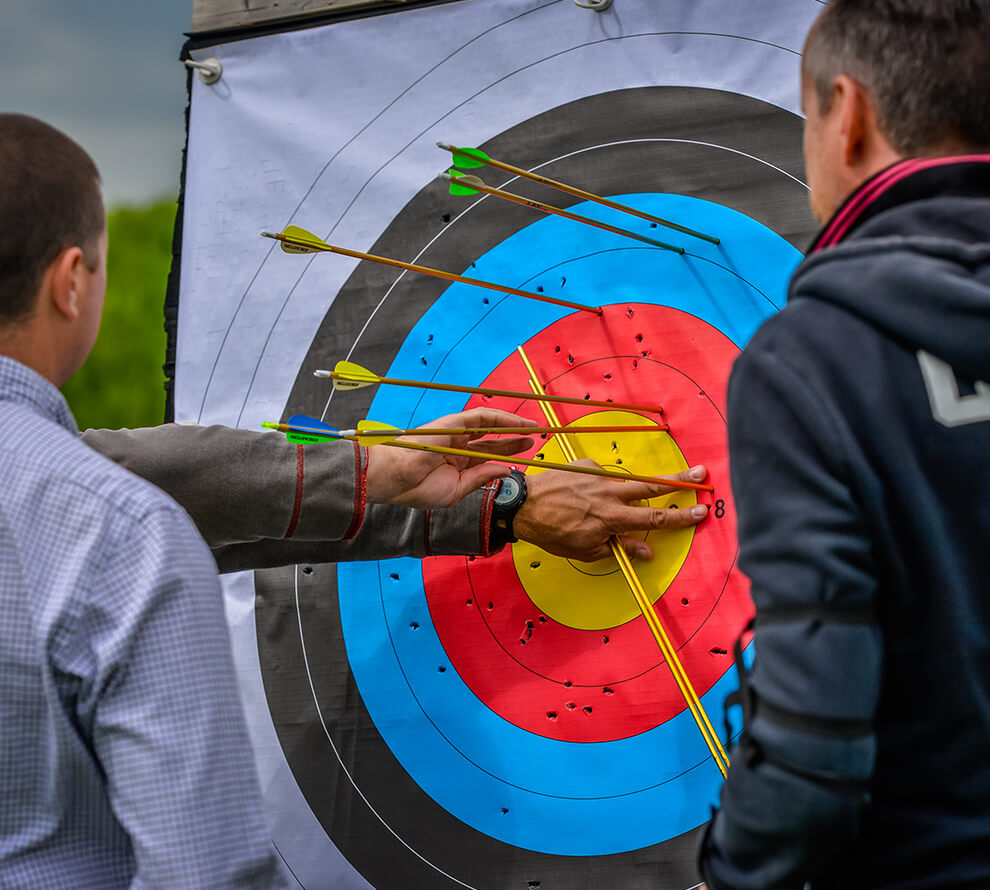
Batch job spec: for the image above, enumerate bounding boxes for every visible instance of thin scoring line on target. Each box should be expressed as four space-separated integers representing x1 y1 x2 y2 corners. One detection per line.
217 32 808 424
290 563 484 890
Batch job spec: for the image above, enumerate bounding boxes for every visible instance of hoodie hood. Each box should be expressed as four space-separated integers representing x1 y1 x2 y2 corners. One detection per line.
791 157 990 382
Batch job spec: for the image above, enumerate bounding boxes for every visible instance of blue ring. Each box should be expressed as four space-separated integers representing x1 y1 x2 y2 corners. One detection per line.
338 195 798 854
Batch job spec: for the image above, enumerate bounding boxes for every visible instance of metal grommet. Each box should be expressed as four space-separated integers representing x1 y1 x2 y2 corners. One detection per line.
574 0 613 10
184 57 223 85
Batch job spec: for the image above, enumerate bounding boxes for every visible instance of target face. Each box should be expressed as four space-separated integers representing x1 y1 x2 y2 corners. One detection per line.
251 85 813 888
175 0 825 884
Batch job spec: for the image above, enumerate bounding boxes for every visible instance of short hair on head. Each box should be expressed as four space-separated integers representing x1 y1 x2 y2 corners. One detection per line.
0 114 104 324
804 0 990 156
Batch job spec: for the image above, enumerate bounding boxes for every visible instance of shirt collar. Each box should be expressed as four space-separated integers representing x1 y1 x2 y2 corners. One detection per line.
808 154 990 253
0 356 79 435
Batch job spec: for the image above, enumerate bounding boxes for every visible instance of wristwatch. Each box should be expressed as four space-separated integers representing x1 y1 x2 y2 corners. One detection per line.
489 468 528 547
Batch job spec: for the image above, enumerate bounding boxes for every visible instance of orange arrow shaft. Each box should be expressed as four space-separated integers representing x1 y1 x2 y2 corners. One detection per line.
467 179 684 254
453 148 719 245
327 371 664 415
269 232 601 316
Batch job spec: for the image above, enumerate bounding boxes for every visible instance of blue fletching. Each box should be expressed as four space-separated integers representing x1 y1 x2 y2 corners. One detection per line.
289 414 338 434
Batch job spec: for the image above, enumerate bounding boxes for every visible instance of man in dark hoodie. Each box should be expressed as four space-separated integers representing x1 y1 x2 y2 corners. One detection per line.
699 2 990 888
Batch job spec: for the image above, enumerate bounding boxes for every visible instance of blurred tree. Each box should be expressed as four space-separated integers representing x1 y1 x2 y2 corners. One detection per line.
62 200 175 431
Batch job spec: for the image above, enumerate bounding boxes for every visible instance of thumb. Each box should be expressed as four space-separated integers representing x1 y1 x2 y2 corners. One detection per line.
455 463 511 498
615 535 652 561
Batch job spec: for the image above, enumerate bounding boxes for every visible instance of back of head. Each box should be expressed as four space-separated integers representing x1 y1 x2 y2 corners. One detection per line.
0 114 104 325
805 0 990 156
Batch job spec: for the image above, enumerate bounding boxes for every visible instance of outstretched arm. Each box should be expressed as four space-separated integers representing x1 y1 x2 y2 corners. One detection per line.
84 420 708 572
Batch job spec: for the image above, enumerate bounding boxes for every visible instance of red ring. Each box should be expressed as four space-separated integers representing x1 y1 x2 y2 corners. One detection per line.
422 305 753 742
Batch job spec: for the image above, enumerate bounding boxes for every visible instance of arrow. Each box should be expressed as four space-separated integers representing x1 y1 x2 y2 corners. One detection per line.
516 344 729 778
263 417 669 446
443 171 685 255
438 142 720 245
315 360 665 415
261 226 602 315
263 414 712 492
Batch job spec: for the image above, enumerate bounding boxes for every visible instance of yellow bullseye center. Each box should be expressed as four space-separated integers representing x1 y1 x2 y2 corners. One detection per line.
511 410 696 631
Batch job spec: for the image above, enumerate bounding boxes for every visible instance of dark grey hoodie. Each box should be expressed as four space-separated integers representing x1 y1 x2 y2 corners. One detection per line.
700 157 990 890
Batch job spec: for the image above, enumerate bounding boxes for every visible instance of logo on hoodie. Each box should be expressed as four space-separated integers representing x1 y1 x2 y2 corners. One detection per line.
917 350 990 427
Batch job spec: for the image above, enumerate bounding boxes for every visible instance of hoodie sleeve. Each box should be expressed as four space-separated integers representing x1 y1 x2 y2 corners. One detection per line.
699 317 882 889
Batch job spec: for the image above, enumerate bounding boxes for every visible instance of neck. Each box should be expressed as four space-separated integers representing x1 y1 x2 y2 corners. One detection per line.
0 317 70 388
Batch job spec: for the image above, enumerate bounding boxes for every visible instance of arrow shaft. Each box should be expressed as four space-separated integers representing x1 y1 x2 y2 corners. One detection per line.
267 232 601 316
325 371 664 415
374 439 713 491
344 424 669 437
452 147 720 245
472 180 684 254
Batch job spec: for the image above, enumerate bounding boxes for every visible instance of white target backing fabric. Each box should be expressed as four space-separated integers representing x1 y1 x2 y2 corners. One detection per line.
177 1 822 887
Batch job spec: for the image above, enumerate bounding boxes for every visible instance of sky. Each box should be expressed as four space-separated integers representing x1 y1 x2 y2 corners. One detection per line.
1 0 194 207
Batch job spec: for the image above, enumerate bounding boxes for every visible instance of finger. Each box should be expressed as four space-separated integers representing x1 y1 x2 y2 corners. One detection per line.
461 435 535 456
607 502 709 534
651 464 708 492
604 465 707 503
607 465 709 503
564 540 620 563
616 535 654 561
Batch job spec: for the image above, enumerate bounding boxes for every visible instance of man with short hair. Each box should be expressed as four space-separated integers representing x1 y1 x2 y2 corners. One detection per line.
699 2 990 888
0 113 291 888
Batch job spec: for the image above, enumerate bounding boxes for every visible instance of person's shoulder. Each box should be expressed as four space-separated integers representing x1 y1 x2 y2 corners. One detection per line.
1 409 191 530
744 245 890 368
739 295 852 372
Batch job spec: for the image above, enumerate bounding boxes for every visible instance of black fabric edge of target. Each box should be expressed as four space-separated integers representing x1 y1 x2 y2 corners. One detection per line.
162 57 194 424
255 86 814 889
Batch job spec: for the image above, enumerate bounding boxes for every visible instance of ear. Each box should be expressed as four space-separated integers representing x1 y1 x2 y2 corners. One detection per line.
47 246 88 321
834 74 876 169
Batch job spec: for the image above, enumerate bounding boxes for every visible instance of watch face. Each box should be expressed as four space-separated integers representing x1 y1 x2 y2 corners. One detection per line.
495 475 522 505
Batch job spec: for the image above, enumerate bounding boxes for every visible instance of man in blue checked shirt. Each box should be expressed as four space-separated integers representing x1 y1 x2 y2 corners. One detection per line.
0 114 292 889
0 114 557 889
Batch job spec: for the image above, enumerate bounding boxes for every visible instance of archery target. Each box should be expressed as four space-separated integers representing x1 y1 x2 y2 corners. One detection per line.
176 1 826 886
253 86 812 888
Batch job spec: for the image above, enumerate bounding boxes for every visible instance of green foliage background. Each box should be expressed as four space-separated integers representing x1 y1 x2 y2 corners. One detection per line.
62 201 175 431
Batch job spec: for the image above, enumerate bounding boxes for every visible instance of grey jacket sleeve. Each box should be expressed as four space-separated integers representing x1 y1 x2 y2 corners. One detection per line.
82 425 494 573
699 324 880 890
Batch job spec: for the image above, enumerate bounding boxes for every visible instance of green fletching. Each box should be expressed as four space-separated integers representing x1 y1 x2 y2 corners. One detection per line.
287 432 328 445
448 146 489 168
447 169 481 196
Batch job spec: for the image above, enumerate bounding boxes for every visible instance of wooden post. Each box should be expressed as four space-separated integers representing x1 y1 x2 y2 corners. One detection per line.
192 0 410 33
